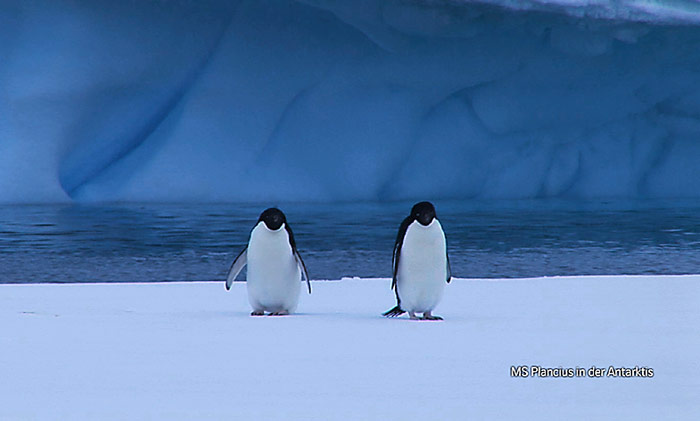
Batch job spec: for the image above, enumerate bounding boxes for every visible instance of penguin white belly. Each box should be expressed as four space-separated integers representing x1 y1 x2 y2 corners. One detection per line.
397 220 447 313
246 224 301 313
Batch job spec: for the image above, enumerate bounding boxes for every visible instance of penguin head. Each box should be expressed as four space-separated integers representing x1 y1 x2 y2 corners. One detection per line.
411 201 436 226
258 207 286 231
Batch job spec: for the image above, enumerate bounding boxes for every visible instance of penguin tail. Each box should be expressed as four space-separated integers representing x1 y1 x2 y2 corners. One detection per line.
382 306 406 318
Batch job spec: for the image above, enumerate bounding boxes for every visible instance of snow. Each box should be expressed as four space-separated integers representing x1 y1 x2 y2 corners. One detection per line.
2 276 698 419
460 0 700 24
3 1 700 202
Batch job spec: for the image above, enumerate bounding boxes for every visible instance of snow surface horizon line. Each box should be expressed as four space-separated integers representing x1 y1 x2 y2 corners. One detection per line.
3 274 700 287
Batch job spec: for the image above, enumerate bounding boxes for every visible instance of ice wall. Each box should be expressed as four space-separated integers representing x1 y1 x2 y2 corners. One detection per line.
2 0 700 203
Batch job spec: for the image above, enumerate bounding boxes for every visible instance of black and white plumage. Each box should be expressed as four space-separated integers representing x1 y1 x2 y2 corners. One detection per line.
225 208 310 316
383 201 451 320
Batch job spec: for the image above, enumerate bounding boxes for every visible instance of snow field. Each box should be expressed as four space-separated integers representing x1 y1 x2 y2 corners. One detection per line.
1 276 698 420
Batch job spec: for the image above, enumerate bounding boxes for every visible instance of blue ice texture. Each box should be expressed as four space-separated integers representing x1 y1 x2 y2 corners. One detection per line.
3 0 700 203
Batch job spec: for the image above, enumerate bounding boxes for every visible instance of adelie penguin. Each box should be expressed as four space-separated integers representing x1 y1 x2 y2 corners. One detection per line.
225 208 310 316
383 201 452 320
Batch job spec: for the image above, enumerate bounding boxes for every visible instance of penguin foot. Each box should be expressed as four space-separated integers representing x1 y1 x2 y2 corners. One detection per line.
251 310 265 316
382 305 406 318
268 310 290 316
422 311 443 321
409 312 421 320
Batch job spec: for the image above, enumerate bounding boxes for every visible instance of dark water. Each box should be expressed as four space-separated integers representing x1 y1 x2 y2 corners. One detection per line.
2 200 700 283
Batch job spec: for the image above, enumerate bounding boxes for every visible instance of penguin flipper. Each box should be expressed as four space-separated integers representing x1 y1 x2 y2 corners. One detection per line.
382 305 406 318
284 223 311 294
295 251 311 294
446 252 452 284
391 216 412 290
225 247 247 290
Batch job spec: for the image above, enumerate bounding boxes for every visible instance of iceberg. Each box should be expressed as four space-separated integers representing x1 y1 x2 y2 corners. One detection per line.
3 0 700 203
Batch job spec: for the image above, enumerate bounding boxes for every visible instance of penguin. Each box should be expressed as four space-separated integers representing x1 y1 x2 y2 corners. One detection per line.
225 208 310 316
383 201 451 320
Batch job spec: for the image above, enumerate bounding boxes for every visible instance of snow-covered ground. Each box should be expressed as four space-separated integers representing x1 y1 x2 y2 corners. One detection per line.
1 276 698 419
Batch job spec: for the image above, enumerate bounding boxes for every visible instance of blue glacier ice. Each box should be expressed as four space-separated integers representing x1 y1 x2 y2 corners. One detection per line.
3 0 700 203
